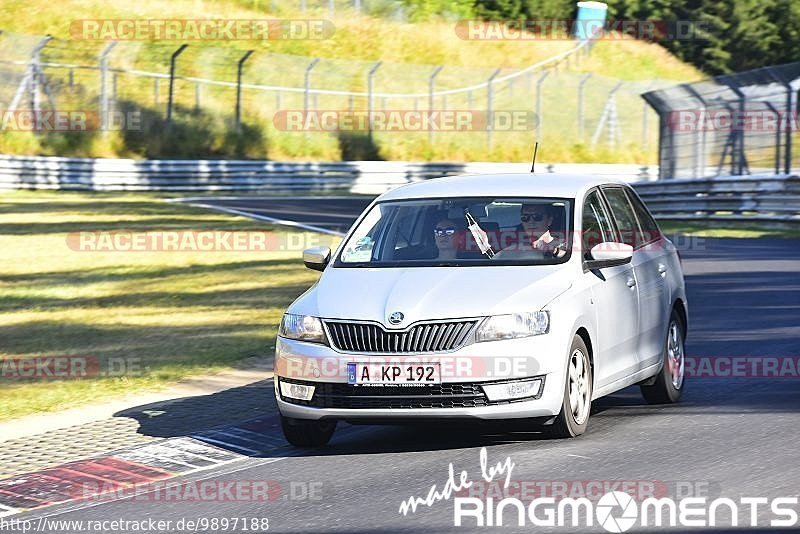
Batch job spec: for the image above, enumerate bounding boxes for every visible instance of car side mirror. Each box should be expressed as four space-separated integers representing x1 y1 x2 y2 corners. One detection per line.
303 246 331 272
585 242 633 270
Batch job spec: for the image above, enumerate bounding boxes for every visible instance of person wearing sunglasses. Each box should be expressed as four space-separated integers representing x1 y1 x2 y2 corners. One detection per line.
432 218 461 260
516 204 567 258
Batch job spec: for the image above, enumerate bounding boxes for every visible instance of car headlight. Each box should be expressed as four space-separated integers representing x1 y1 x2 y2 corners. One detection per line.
475 311 549 342
279 314 327 344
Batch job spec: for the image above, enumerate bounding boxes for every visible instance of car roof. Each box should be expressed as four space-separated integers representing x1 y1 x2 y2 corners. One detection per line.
376 173 628 201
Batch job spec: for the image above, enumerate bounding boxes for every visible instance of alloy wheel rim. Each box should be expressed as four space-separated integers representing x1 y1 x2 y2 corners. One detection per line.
667 321 685 389
568 348 590 425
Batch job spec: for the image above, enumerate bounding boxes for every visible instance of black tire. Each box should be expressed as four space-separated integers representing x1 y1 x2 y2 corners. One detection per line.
281 416 337 447
549 335 593 438
641 309 685 404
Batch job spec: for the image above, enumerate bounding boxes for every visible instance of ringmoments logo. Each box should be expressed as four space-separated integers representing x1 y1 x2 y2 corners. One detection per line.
396 449 800 530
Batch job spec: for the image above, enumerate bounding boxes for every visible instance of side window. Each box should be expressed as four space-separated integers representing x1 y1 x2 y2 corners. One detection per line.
625 189 661 246
602 187 642 249
582 190 615 259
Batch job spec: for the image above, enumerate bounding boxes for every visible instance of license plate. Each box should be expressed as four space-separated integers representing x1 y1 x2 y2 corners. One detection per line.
347 362 441 386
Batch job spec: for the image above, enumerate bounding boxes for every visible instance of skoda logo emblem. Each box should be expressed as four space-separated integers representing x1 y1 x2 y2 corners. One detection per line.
388 312 404 325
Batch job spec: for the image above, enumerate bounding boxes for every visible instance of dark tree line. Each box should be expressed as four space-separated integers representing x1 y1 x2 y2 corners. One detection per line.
471 0 800 74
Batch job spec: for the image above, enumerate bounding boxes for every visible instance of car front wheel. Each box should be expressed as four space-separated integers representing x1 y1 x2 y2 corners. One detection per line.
549 335 592 438
640 310 685 404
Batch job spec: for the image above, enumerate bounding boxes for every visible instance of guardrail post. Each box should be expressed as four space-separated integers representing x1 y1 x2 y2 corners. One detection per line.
428 65 443 144
166 44 188 126
235 50 254 132
98 41 117 132
535 70 550 142
577 73 592 140
486 68 501 149
367 61 382 140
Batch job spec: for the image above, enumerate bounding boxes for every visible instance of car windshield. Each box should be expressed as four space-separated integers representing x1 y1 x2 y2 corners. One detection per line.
335 197 573 267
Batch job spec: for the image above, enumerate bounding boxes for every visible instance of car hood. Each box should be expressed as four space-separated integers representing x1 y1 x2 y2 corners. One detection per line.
289 265 572 326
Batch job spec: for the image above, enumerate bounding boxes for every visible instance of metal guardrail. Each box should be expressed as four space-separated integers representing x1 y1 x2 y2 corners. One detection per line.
0 155 655 194
633 174 800 223
3 154 796 224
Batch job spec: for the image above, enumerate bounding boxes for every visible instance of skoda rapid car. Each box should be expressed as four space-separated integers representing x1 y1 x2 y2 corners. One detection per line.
274 174 687 446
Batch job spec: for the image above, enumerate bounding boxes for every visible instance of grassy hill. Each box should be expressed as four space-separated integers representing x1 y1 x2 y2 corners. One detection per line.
0 0 702 162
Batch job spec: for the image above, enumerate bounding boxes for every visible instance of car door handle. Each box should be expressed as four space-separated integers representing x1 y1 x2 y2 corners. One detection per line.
626 277 637 288
658 263 668 276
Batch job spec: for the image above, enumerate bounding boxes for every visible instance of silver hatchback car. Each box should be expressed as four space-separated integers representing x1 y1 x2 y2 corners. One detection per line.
275 174 687 446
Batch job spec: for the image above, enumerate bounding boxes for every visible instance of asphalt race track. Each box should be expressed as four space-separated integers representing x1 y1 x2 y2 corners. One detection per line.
9 196 800 533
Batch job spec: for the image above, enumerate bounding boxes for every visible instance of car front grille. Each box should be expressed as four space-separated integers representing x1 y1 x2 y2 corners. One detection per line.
324 319 478 353
284 381 491 409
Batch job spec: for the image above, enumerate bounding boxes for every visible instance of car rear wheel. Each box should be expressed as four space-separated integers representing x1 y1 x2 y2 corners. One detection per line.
281 416 337 447
549 335 592 438
640 309 685 404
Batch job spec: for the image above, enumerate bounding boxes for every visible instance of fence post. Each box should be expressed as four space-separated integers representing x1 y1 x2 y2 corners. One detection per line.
764 102 782 174
235 50 254 132
367 61 382 139
8 36 54 121
726 82 747 175
98 41 117 132
766 67 793 174
428 65 443 144
30 37 53 124
577 73 592 140
535 70 550 141
641 81 655 149
166 44 188 126
486 68 501 149
304 58 320 115
682 84 708 179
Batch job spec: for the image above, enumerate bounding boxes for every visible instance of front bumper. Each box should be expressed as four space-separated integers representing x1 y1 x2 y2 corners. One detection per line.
274 334 567 421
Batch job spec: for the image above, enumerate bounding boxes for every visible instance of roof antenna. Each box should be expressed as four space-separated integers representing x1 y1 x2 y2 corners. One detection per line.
530 141 539 173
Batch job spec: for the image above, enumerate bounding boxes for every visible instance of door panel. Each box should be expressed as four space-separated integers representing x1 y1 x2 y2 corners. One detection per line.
602 186 669 370
581 190 640 388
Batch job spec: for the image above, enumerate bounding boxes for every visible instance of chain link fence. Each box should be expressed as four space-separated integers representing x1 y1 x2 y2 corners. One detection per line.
643 62 800 180
0 29 672 162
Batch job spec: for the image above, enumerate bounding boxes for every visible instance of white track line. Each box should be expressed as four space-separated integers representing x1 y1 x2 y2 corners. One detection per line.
169 196 369 202
0 504 20 518
175 201 346 237
19 456 287 521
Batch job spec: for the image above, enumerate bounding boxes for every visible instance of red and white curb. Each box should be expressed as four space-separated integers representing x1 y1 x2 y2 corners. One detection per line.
0 437 246 517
